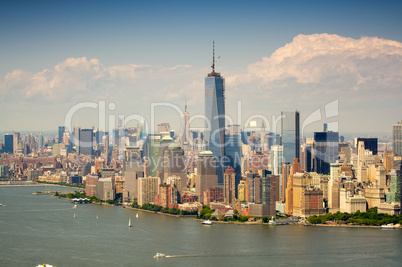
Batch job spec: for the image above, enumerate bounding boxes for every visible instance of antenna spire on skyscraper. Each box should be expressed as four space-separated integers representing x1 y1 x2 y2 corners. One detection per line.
212 41 215 73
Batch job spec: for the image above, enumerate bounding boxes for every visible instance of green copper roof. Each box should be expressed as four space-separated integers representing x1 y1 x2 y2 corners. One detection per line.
168 143 181 149
161 135 173 141
199 150 213 156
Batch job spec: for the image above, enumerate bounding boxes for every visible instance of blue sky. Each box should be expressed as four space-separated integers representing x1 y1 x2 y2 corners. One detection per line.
1 0 402 135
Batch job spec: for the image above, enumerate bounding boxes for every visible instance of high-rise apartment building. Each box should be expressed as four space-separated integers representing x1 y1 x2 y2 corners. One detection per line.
393 121 402 157
205 42 225 184
224 167 236 206
137 176 160 206
281 111 300 163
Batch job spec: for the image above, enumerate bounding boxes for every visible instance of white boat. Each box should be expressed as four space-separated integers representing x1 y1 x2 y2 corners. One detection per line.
128 218 132 227
73 213 76 219
0 204 3 206
136 213 139 218
73 205 77 209
380 224 395 229
202 220 212 225
153 252 166 258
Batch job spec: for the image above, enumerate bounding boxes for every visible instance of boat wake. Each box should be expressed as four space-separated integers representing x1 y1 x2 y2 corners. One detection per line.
165 254 202 258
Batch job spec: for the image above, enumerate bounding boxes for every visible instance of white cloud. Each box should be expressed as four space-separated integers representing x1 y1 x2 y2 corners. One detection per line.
228 33 402 98
0 57 203 104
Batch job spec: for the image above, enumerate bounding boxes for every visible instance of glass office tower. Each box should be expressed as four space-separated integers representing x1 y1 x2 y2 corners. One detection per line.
205 44 225 184
281 111 300 163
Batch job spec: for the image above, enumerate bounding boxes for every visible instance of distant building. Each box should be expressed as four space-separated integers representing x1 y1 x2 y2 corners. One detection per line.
137 176 160 206
79 129 93 155
147 134 162 177
27 170 43 181
97 178 114 201
356 137 378 155
225 126 242 194
281 111 300 163
86 175 99 197
58 126 65 144
339 189 366 213
123 146 144 202
160 143 187 189
4 134 13 154
292 172 324 217
195 151 218 203
155 184 179 209
203 187 224 207
393 121 402 157
271 145 283 175
313 132 339 175
224 167 236 206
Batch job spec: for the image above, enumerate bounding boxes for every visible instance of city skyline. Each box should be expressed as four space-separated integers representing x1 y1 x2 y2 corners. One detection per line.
0 1 402 134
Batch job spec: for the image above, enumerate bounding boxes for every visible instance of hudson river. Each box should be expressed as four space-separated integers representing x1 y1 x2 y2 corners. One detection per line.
0 186 401 266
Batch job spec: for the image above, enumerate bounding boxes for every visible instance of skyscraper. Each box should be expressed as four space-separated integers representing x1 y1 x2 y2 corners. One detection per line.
180 103 190 146
393 121 402 157
281 111 300 163
79 129 93 155
224 167 236 206
225 124 242 195
271 145 283 175
13 132 20 154
123 146 144 202
313 131 339 175
58 126 65 144
356 137 378 155
205 42 225 184
4 134 13 154
195 151 218 203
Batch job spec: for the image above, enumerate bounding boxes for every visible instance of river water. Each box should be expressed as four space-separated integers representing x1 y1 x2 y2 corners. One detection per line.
0 186 401 266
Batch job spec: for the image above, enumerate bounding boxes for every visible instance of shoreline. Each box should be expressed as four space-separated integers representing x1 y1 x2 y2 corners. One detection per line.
46 193 401 230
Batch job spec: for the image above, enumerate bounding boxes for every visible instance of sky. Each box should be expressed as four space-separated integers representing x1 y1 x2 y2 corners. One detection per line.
1 0 401 136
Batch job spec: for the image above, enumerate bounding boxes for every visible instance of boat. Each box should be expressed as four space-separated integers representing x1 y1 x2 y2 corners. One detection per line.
0 204 3 206
153 252 166 258
72 205 77 209
202 220 212 225
380 224 395 229
136 213 139 219
128 218 132 227
73 213 76 219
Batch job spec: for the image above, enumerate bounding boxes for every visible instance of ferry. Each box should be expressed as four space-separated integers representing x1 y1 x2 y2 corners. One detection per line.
202 220 213 225
153 252 166 258
380 224 395 229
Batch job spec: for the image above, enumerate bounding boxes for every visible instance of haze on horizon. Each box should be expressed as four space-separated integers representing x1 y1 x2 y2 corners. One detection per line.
0 0 401 135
